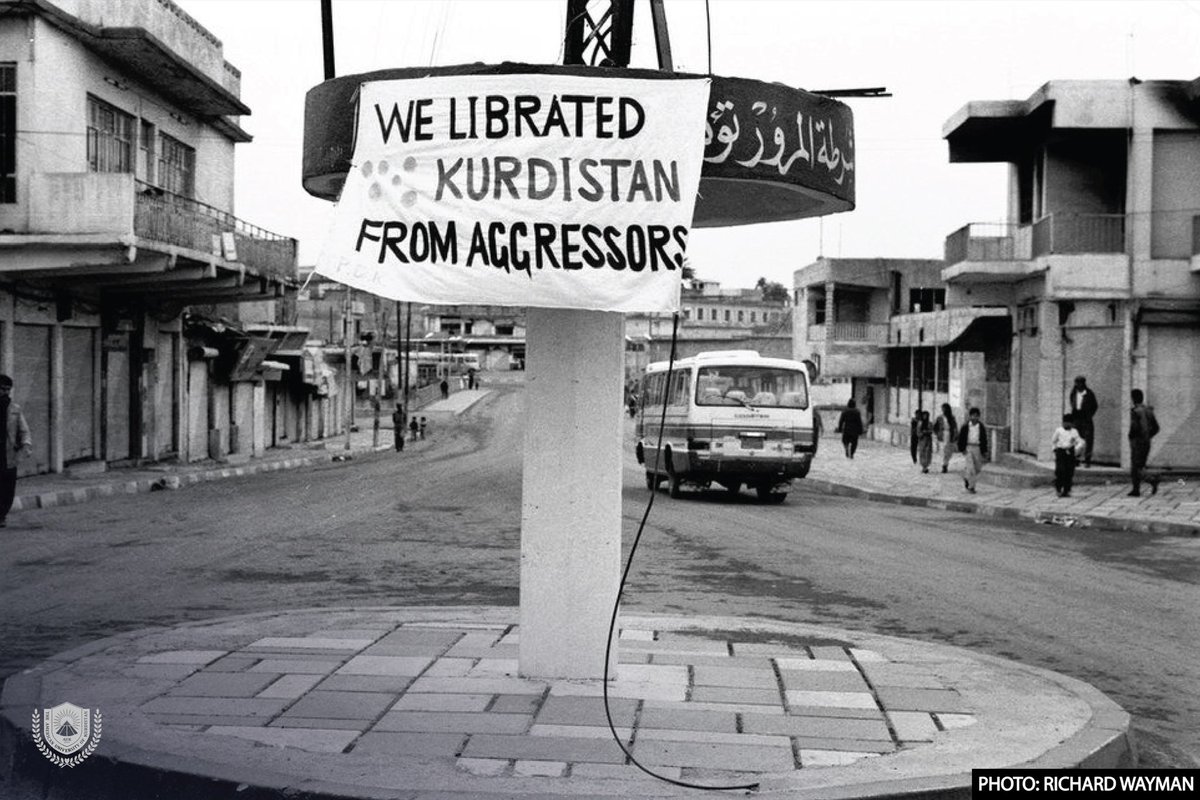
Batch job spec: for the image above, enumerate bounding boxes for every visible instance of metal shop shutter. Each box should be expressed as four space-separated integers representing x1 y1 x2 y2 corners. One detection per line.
1146 326 1200 469
13 324 51 475
62 327 96 464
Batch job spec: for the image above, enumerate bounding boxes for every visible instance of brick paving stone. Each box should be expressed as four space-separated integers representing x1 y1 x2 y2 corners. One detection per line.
637 729 793 748
800 749 881 767
619 629 656 641
206 726 357 753
313 675 414 694
363 643 463 657
257 674 325 699
858 664 945 688
785 691 877 709
631 739 794 772
621 639 730 655
204 655 261 673
141 697 289 717
638 706 737 733
875 687 970 713
791 737 895 754
780 669 872 692
692 665 777 688
247 637 374 651
336 655 433 676
617 651 652 665
650 654 772 668
422 658 475 678
731 642 811 656
850 649 887 662
136 650 226 665
169 672 278 698
689 686 782 706
457 757 509 776
373 711 533 734
407 676 547 695
514 759 567 777
392 693 492 712
535 695 638 728
249 659 343 675
786 705 885 720
614 663 688 684
462 734 628 764
351 732 467 757
809 647 853 661
442 631 503 657
490 694 543 715
889 711 939 742
666 700 783 715
467 658 519 677
528 724 632 740
742 713 892 741
280 690 395 720
550 680 685 703
269 718 370 731
775 658 857 672
310 628 391 641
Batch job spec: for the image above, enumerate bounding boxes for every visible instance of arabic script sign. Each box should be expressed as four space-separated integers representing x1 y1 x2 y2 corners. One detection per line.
316 74 710 312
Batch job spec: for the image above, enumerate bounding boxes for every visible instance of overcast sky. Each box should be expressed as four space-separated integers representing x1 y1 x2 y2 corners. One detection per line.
182 0 1200 290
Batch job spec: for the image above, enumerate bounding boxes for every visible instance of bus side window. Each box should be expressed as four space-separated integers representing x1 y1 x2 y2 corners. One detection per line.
668 371 690 407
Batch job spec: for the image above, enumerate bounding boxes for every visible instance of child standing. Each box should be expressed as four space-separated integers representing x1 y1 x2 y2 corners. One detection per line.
1051 413 1086 497
916 410 934 473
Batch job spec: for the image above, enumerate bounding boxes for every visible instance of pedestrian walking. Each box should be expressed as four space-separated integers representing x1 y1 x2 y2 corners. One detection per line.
1051 413 1086 497
409 417 419 442
468 369 476 390
909 410 921 464
933 403 958 473
0 374 33 528
419 416 427 439
391 403 406 451
440 378 449 399
916 410 933 473
835 398 864 459
1127 389 1160 497
1069 376 1099 467
957 407 989 494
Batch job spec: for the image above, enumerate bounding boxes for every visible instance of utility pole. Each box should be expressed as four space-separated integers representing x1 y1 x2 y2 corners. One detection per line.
344 286 353 450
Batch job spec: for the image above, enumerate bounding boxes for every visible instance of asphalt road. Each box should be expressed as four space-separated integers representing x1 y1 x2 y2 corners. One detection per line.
2 379 1198 769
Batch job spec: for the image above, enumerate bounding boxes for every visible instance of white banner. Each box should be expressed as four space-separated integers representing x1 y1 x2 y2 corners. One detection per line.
315 74 710 312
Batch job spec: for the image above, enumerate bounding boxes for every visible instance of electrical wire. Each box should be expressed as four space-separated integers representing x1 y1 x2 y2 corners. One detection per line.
704 0 713 75
601 311 760 794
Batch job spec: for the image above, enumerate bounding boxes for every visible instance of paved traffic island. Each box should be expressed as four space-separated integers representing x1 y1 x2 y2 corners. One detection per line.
1 608 1131 799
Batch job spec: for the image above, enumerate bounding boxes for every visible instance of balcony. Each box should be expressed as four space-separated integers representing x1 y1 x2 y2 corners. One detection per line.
134 182 297 282
944 214 1126 283
807 322 889 344
0 173 297 300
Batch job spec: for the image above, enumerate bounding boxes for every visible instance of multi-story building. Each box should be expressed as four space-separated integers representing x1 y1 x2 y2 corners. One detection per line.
792 258 945 410
0 0 302 474
941 79 1200 467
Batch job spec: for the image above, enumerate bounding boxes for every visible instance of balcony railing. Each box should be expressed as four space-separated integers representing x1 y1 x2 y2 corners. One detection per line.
946 214 1126 267
808 322 888 343
134 181 298 281
1031 213 1125 257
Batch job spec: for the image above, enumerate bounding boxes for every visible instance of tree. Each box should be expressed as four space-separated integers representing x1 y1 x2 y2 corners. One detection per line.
756 276 789 303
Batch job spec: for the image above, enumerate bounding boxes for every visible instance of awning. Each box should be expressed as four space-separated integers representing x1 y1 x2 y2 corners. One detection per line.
886 307 1010 349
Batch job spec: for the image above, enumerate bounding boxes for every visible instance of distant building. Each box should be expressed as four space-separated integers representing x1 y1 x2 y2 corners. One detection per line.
941 78 1200 467
0 0 311 474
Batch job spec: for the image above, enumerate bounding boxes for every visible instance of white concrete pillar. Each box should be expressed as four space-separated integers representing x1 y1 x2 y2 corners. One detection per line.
519 308 624 680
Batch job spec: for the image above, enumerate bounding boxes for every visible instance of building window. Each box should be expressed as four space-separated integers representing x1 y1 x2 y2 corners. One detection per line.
87 95 136 174
750 311 757 323
0 63 14 202
738 310 745 322
140 120 156 184
724 309 730 322
908 287 945 313
158 133 195 197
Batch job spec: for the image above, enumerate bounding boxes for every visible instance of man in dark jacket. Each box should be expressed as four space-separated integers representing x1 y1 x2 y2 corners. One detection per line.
0 374 32 527
1069 376 1099 467
836 399 864 459
1128 389 1160 497
956 407 989 493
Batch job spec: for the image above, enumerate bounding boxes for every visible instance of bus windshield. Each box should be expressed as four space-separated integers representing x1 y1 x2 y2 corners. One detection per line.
695 366 808 409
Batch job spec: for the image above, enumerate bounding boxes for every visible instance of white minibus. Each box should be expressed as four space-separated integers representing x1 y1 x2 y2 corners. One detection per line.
635 350 818 503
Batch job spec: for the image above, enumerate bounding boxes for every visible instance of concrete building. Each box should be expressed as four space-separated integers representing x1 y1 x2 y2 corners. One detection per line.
941 79 1200 468
0 0 302 474
792 258 944 409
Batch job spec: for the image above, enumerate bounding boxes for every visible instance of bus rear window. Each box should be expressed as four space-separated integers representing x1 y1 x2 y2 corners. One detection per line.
695 366 808 408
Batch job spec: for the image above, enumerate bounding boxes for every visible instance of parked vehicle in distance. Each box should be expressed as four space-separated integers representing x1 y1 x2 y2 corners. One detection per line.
635 350 819 503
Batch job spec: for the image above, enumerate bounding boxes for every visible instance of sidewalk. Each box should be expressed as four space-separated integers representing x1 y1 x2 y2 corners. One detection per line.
807 438 1200 536
0 607 1132 799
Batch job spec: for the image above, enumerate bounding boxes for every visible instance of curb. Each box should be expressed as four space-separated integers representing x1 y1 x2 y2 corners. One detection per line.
805 479 1200 537
10 444 395 513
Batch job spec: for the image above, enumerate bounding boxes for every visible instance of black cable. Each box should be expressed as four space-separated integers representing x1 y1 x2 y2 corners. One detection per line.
602 312 759 793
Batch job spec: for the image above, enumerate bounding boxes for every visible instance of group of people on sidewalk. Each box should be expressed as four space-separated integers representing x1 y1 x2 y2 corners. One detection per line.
830 374 1164 499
